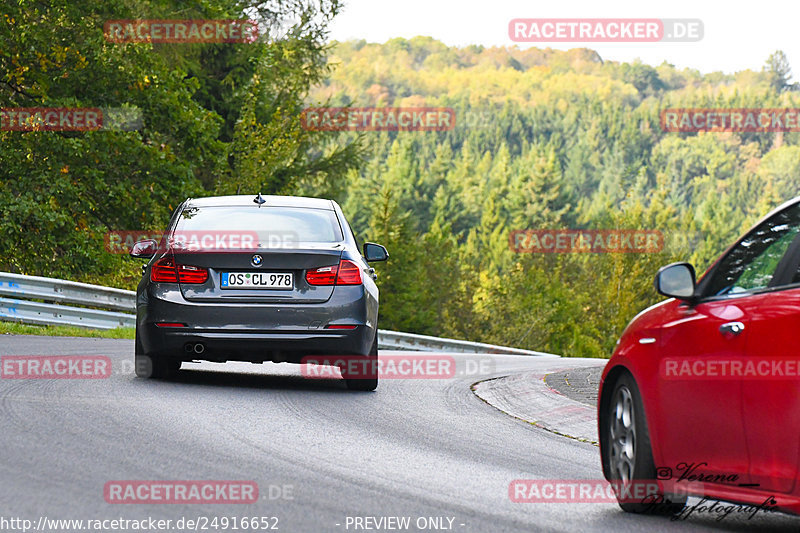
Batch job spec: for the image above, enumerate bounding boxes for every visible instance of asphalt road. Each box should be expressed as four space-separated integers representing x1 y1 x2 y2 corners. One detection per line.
1 335 799 532
544 367 603 407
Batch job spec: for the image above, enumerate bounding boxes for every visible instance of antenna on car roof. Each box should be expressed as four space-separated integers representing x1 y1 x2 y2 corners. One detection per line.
253 193 266 207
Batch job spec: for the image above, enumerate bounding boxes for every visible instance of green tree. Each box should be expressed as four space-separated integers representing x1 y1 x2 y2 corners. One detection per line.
764 50 795 92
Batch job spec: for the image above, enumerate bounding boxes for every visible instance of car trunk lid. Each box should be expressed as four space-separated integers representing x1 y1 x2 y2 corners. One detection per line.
175 243 343 304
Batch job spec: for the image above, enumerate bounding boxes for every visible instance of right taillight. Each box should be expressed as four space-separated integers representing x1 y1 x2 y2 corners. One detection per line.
306 259 362 286
335 259 362 285
150 257 208 284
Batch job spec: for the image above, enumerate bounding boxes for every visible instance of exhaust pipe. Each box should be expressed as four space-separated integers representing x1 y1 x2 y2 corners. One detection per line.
185 343 206 354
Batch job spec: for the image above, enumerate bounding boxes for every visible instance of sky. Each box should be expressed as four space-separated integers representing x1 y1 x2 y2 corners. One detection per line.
329 0 799 80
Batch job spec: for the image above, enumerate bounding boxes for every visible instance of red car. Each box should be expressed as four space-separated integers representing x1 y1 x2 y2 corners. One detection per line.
599 196 800 516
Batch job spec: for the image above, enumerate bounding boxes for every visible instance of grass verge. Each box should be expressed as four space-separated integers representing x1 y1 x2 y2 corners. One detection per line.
0 321 135 339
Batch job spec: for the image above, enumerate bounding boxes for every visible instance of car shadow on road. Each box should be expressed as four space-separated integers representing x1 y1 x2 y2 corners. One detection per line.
137 364 366 393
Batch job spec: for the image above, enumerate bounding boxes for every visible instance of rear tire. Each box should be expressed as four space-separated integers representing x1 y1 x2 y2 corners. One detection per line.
345 331 378 392
603 373 686 514
135 355 180 379
135 333 180 379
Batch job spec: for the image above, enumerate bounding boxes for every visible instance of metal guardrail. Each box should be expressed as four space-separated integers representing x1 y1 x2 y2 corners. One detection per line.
0 297 135 329
0 272 135 311
0 272 553 356
376 329 556 356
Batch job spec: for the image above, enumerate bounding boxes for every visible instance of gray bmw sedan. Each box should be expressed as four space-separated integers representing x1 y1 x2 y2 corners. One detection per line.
128 194 388 391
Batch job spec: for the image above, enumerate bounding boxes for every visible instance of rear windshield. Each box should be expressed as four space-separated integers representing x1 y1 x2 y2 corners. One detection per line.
175 206 344 243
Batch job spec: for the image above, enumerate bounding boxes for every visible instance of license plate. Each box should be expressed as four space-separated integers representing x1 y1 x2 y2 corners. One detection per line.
220 272 293 289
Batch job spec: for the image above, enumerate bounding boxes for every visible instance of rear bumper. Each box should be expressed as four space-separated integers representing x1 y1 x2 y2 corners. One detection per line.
136 283 375 362
141 328 370 363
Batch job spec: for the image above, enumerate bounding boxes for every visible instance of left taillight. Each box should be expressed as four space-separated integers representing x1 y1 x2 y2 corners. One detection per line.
151 257 178 283
150 257 208 284
177 264 208 284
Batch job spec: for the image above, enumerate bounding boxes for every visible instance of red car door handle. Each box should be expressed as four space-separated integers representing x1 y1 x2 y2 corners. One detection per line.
720 321 745 336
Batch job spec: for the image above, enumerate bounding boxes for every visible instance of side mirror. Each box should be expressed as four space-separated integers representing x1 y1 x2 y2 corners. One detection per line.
655 262 696 300
363 242 389 262
130 239 157 259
